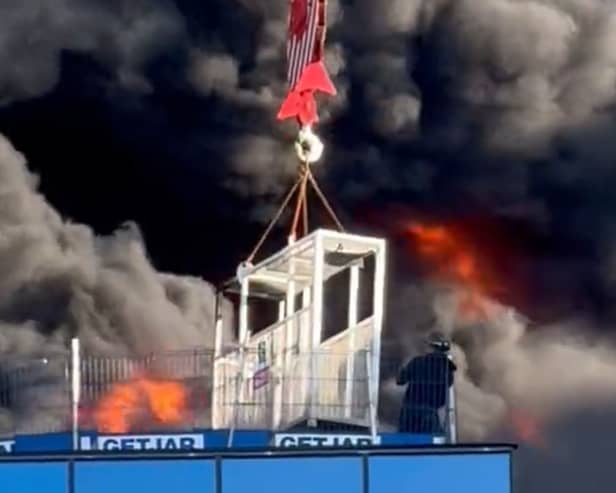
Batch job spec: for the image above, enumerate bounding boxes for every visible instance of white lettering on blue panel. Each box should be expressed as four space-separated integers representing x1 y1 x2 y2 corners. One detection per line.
274 434 381 448
80 434 204 451
0 440 15 453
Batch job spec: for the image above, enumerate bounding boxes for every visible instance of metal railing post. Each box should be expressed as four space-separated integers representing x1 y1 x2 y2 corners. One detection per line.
309 232 324 423
365 350 378 441
227 348 246 448
70 338 81 452
447 353 458 444
345 265 360 419
228 276 250 448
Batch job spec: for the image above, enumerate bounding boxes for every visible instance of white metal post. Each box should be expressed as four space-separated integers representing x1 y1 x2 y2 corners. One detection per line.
309 231 324 422
214 292 224 358
312 232 324 347
70 337 81 451
365 349 378 441
277 297 287 425
286 237 297 323
348 264 359 327
345 264 360 418
214 319 223 357
301 288 311 352
447 353 458 444
212 292 223 430
371 242 386 431
239 278 249 345
229 277 250 447
212 313 223 431
211 358 220 430
298 287 311 423
273 237 296 429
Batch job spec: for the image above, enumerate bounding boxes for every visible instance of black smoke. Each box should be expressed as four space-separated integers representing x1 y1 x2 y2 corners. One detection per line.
1 1 616 491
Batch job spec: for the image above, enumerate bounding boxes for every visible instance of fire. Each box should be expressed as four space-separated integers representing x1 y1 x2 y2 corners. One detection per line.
94 376 188 433
510 409 546 448
405 222 502 322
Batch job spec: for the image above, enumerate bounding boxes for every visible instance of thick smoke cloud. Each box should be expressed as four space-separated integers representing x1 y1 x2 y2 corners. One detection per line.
0 133 223 432
1 0 616 492
382 285 616 493
0 0 185 105
0 133 219 356
333 2 616 489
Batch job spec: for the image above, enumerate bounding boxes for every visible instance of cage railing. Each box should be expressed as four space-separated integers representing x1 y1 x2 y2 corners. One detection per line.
214 310 377 438
214 350 375 435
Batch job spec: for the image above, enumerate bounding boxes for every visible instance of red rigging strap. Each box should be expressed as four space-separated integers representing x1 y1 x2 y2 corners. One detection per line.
279 0 336 127
290 0 309 37
277 62 335 126
244 0 342 265
286 0 329 90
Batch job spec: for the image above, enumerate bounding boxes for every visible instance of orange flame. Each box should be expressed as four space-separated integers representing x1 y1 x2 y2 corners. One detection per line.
405 222 502 322
510 409 546 448
94 376 188 433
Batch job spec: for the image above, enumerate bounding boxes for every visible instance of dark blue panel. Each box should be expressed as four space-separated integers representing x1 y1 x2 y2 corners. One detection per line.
222 457 362 493
206 430 271 448
380 433 436 446
15 432 72 452
0 463 68 493
369 453 510 493
6 430 440 453
75 460 215 493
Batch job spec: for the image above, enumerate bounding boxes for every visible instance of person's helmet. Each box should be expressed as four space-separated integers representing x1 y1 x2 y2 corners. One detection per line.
427 332 451 352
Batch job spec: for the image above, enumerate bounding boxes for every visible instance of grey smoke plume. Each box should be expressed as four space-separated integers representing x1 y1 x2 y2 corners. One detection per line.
183 0 616 209
345 5 616 488
185 0 348 197
330 7 616 489
159 2 616 490
0 132 218 355
0 0 185 105
0 0 615 490
382 283 616 493
0 132 221 433
317 0 616 212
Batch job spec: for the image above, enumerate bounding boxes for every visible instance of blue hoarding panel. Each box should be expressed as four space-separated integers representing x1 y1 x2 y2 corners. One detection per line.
380 433 437 446
74 460 216 493
369 453 510 493
0 462 68 493
222 457 363 493
2 430 442 453
15 432 72 452
205 430 271 448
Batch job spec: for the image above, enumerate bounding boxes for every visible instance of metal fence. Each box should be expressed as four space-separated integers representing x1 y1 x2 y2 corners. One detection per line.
380 351 457 442
0 350 216 436
0 346 457 442
0 356 71 435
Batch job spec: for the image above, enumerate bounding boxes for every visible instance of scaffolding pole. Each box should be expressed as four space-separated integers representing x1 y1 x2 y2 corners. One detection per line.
70 338 81 451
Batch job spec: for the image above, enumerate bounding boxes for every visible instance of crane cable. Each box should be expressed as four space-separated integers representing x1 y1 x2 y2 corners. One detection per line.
245 157 345 265
245 174 302 264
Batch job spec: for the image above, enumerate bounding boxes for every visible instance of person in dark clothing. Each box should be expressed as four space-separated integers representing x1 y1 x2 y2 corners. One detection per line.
397 333 457 434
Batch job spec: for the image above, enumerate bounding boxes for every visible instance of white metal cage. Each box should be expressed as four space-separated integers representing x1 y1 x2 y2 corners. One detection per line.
214 229 386 440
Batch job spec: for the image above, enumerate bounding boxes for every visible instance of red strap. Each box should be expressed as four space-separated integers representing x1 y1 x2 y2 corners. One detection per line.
290 0 308 37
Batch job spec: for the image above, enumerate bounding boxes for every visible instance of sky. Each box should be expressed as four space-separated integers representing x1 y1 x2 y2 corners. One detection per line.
1 1 616 492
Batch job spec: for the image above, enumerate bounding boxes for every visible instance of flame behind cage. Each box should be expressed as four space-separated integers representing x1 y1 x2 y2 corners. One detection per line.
0 345 456 442
0 345 376 435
